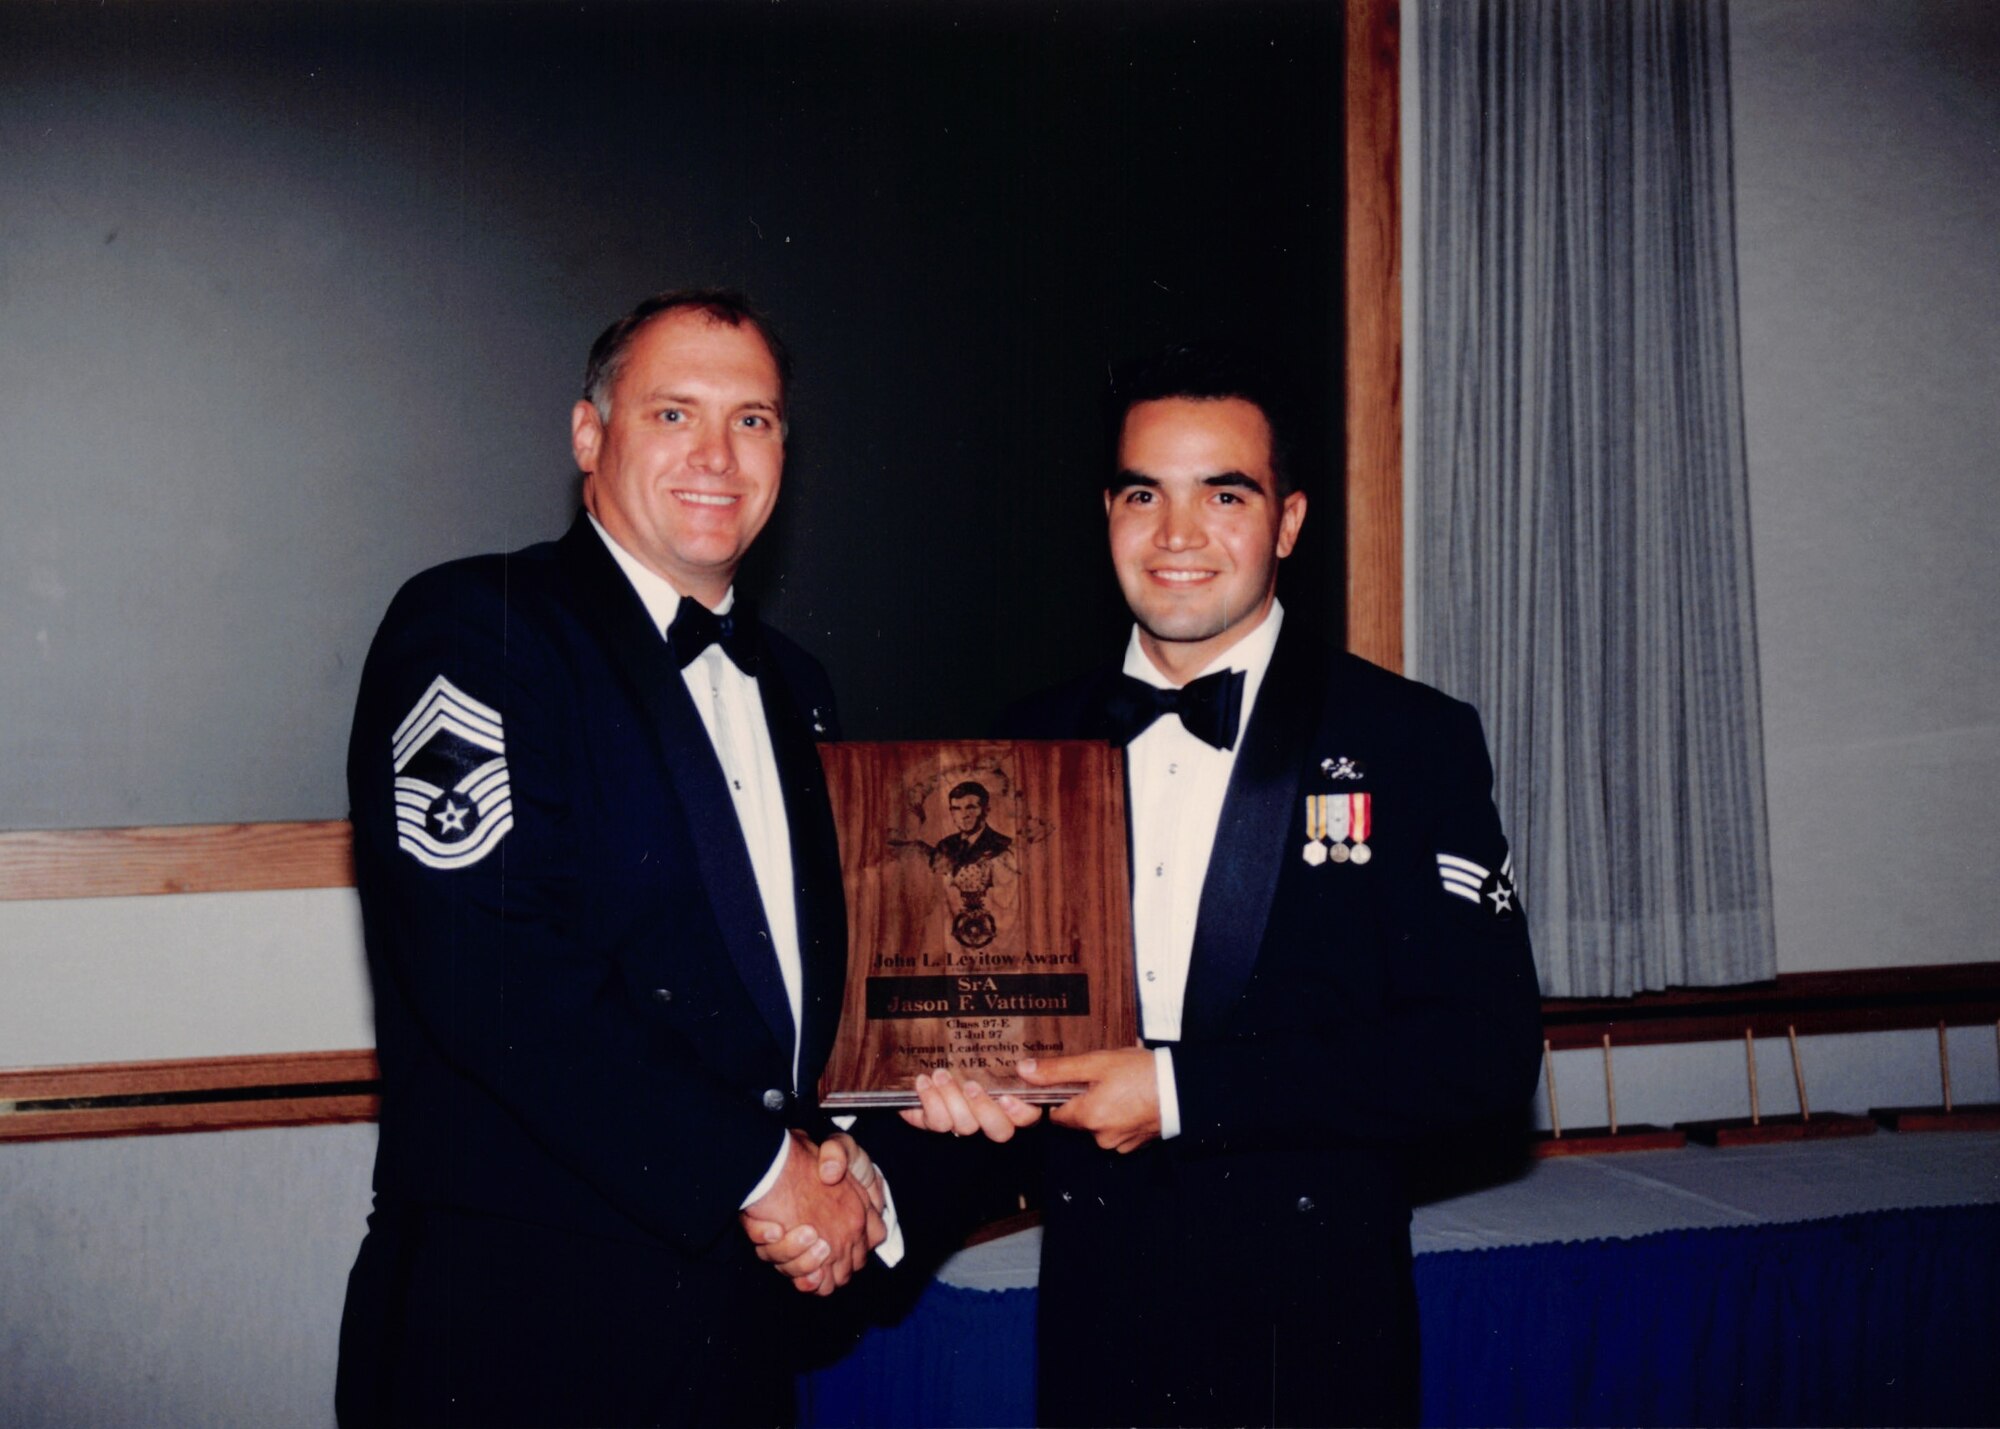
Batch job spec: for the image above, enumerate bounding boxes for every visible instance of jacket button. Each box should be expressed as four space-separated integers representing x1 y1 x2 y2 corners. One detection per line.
1296 1196 1317 1214
652 988 673 1004
762 1088 787 1112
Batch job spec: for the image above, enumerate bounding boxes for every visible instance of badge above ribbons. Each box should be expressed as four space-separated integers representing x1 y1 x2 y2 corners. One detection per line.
1303 792 1373 867
392 675 515 870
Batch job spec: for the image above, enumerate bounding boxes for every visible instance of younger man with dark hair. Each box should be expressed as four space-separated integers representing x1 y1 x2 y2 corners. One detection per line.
909 343 1543 1426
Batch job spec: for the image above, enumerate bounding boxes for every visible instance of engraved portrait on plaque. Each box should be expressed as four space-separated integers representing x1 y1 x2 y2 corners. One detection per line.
817 741 1137 1108
896 779 1014 950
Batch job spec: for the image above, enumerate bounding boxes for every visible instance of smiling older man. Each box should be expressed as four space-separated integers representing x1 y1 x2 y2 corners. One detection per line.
335 291 896 1428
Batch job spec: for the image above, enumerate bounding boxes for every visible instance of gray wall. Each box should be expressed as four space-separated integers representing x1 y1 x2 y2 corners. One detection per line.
0 6 578 827
3 1126 373 1429
0 0 1345 831
1731 0 2000 973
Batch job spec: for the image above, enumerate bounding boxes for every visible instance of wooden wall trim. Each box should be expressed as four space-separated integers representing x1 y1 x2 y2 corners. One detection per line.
0 1050 379 1144
1541 962 2000 1051
0 820 353 901
4 966 1991 1142
1344 0 1404 672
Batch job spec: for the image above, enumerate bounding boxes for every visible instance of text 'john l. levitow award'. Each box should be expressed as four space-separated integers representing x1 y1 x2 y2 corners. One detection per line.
817 740 1137 1108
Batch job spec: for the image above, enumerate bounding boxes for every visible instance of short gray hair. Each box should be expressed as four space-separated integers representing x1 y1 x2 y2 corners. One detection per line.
581 289 792 426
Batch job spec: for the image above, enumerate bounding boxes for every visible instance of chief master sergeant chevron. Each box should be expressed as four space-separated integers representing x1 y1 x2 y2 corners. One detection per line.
335 291 900 1427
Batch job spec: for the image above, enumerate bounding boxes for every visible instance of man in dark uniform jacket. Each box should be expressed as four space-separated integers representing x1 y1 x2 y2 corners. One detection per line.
335 292 902 1427
907 345 1543 1426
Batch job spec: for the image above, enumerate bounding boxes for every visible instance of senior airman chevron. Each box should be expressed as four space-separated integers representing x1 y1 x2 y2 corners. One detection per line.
1437 850 1518 916
391 674 515 870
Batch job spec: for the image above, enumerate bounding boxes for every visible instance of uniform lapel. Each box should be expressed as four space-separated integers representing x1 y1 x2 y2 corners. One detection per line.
1179 625 1331 1037
759 670 846 1086
555 518 798 1063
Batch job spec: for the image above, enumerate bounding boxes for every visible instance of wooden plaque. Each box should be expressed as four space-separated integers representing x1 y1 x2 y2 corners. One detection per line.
816 740 1137 1109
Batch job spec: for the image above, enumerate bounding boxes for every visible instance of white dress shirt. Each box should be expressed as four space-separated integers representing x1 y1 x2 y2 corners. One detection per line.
591 515 804 1070
1121 600 1285 1139
589 517 902 1261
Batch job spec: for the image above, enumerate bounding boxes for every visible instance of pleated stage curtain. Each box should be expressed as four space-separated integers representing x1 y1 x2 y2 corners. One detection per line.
1411 0 1777 996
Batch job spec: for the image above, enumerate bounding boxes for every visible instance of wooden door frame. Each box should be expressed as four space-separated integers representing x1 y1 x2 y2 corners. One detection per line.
1345 0 1403 671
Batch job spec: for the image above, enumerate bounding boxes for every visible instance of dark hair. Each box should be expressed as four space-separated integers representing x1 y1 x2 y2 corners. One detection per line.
582 289 793 423
947 781 991 807
1104 342 1302 496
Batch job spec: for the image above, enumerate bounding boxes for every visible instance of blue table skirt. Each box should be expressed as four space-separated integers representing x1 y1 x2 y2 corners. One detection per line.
1419 1203 2000 1428
803 1203 2000 1428
799 1276 1038 1429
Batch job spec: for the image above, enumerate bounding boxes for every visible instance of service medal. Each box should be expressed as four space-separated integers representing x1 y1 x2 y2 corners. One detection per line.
1302 794 1329 864
1326 792 1352 863
1347 793 1373 864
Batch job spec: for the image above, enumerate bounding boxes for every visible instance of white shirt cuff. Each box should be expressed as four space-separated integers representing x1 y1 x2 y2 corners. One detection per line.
833 1114 905 1266
739 1124 904 1268
872 1165 906 1267
1154 1046 1182 1141
740 1132 793 1210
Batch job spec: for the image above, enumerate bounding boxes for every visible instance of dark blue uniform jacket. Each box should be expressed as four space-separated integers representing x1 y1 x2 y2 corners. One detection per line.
336 514 849 1427
1005 625 1544 1428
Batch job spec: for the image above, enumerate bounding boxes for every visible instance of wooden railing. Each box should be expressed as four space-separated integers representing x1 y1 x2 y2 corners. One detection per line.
0 821 352 900
0 821 369 1141
1541 963 2000 1049
0 1050 379 1143
3 820 1995 1141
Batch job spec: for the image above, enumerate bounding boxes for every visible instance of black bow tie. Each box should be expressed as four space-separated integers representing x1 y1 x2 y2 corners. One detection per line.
667 598 761 675
1104 668 1245 751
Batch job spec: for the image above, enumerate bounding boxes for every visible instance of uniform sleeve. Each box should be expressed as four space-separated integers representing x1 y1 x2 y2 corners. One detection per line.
351 569 791 1249
1171 700 1544 1152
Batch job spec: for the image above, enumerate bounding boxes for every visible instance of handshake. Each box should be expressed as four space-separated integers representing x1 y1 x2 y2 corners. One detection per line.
737 1128 890 1296
738 1050 1156 1296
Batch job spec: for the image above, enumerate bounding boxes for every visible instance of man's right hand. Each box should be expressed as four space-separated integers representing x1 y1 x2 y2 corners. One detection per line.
898 1066 1043 1142
740 1129 884 1295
